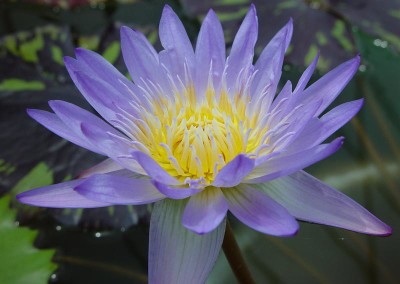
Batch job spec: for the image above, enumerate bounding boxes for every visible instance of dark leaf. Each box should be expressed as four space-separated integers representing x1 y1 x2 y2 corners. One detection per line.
179 0 400 71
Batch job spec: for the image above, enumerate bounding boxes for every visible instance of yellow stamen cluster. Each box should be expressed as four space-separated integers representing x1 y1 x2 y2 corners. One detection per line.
131 85 271 185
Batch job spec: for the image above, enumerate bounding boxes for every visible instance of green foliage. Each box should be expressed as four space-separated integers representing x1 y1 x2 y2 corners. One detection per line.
10 162 53 195
0 196 56 284
0 79 45 91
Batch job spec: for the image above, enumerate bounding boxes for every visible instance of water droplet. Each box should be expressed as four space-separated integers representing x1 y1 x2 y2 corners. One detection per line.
50 273 58 282
14 221 20 226
120 227 126 232
55 225 62 231
373 39 388 48
358 64 367 72
373 39 382 46
95 232 102 238
283 64 291 71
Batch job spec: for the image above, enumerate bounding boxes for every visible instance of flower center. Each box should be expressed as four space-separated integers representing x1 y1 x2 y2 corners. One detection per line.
124 82 278 186
133 85 268 185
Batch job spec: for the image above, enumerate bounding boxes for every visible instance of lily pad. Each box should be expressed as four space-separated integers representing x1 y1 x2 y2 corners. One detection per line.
0 195 56 284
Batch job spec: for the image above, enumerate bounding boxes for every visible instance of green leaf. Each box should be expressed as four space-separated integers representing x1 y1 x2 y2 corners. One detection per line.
0 79 45 91
102 41 121 64
0 196 56 284
10 162 53 195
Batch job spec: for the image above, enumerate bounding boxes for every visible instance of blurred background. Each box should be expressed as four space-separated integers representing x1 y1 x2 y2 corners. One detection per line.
0 0 399 283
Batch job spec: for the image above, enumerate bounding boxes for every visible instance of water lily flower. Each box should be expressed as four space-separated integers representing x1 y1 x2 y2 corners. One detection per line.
17 4 391 283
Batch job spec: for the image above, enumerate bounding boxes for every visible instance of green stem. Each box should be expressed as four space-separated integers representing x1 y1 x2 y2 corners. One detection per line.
222 220 256 284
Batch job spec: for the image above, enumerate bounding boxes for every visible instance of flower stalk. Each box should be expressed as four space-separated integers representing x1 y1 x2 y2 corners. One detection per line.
222 220 256 284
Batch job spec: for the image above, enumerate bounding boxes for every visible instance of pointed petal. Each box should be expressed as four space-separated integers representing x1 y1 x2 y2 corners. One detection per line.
226 4 258 92
245 137 344 183
270 80 292 110
75 174 165 205
16 180 111 208
289 99 364 150
213 154 255 187
66 70 124 123
49 100 120 139
262 171 392 236
252 19 293 107
152 181 201 199
120 27 163 85
299 56 360 116
27 109 102 154
195 9 225 96
293 52 319 94
266 81 293 125
159 5 195 80
74 48 137 100
182 187 228 234
149 199 225 284
131 151 181 185
223 185 299 236
65 55 146 109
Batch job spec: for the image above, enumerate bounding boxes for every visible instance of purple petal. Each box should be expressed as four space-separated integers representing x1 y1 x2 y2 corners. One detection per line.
159 5 195 81
251 19 293 108
65 66 131 123
226 4 258 93
75 174 165 205
182 187 228 234
78 123 147 176
16 180 111 208
195 9 225 96
298 56 360 116
289 99 364 150
131 151 181 185
267 81 293 124
267 98 323 149
149 199 225 284
49 100 120 140
245 137 344 183
77 158 124 178
74 48 139 100
80 122 129 159
212 154 255 187
223 185 299 236
120 27 166 87
152 181 201 200
27 109 102 155
262 171 392 236
293 52 319 94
